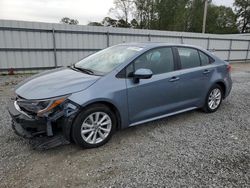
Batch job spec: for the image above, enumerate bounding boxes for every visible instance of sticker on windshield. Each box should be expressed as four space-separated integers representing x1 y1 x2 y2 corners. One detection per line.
127 47 143 51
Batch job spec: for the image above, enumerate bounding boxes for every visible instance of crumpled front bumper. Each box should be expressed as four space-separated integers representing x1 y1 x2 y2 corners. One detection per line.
8 101 47 138
8 100 80 143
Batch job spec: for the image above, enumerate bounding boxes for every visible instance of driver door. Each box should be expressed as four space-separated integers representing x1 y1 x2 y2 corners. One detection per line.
126 47 181 125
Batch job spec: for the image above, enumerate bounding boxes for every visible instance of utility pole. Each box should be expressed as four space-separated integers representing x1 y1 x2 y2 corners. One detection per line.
202 0 208 33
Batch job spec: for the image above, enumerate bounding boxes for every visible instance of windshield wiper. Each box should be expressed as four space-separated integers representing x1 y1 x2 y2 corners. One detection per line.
72 65 94 75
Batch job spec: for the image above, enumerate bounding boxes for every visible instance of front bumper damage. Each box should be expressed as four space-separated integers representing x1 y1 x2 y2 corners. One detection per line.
8 100 80 150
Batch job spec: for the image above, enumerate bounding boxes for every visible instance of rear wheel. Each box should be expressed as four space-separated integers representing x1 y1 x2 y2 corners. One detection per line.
203 84 223 113
72 104 116 148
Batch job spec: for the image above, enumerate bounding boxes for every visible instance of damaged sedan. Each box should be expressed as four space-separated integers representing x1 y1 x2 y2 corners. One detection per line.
8 43 232 149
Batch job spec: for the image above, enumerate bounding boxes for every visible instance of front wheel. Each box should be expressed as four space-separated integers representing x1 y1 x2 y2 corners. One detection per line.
72 104 116 148
203 84 223 113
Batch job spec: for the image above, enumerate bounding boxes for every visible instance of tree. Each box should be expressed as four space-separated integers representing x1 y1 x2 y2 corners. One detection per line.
234 0 250 33
117 19 131 27
187 0 205 32
133 0 191 31
109 0 135 27
130 18 139 28
210 6 238 34
88 22 103 26
60 17 79 25
134 0 157 29
87 0 239 34
187 1 238 34
102 17 118 27
156 0 190 31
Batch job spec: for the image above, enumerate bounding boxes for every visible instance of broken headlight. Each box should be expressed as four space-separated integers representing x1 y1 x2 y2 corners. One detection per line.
17 95 69 116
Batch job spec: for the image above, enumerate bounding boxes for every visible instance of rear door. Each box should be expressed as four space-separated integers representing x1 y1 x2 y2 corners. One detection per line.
174 47 214 108
125 47 182 124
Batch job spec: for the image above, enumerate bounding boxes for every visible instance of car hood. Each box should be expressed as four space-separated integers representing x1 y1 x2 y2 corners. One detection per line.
15 67 100 100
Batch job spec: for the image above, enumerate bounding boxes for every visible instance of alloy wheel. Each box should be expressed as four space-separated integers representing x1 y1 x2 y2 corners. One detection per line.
80 112 112 144
208 88 222 110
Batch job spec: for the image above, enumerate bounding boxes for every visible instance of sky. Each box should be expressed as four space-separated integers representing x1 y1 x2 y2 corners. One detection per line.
0 0 235 25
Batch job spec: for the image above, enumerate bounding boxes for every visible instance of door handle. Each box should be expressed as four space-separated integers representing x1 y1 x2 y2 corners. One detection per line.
203 69 211 74
169 76 180 82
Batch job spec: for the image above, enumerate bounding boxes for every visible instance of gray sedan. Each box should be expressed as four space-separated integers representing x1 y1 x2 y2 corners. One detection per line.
8 43 232 149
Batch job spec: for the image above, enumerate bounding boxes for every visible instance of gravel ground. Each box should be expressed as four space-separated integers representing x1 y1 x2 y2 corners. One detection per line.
0 63 250 187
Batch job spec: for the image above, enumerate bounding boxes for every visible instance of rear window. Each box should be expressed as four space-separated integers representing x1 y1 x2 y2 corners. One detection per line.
177 47 200 69
199 51 210 66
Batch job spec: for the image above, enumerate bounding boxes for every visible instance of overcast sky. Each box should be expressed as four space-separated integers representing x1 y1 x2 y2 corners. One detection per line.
0 0 235 25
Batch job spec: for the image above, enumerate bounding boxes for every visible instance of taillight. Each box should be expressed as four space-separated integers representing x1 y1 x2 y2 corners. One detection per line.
227 64 232 72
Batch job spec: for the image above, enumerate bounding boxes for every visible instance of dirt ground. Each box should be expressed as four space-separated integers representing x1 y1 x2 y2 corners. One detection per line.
0 63 250 187
231 62 250 72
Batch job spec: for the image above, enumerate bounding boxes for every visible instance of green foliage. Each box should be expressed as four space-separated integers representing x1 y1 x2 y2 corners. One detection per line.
187 0 204 32
130 19 139 28
187 1 238 34
102 17 118 27
117 19 131 27
60 17 79 25
234 0 250 33
89 0 241 34
88 17 131 28
207 5 238 34
109 0 135 26
156 0 190 31
88 22 104 26
134 0 156 29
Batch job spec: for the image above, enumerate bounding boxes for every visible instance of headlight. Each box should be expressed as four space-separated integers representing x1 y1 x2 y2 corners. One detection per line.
17 95 69 116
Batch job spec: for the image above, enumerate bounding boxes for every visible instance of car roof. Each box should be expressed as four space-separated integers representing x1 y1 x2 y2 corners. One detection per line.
118 42 203 50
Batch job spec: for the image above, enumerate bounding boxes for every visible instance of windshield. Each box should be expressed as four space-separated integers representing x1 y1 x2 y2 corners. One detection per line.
74 45 143 75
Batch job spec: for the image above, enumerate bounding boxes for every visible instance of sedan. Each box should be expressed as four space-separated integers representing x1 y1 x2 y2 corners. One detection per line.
8 43 232 149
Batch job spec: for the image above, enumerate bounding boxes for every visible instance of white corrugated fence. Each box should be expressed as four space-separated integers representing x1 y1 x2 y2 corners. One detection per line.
0 19 249 73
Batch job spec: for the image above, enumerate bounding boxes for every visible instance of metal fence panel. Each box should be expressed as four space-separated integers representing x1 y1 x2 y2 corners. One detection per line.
183 38 207 49
230 51 248 60
212 51 228 60
209 39 231 50
231 40 248 50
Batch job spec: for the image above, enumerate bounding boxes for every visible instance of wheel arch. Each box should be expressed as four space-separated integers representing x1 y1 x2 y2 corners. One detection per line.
79 100 122 130
214 81 226 98
65 99 122 143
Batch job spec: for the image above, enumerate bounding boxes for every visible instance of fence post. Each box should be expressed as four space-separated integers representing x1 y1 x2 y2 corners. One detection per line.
227 39 233 61
148 34 151 42
245 40 250 63
107 32 110 47
181 36 184 44
207 37 210 50
52 28 57 67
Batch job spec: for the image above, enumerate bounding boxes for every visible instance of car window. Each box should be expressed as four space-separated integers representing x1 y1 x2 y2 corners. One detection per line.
126 63 134 77
177 47 200 69
199 51 210 66
132 47 174 75
75 45 143 75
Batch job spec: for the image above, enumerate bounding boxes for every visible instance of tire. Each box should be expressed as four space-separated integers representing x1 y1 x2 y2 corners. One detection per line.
203 84 223 113
72 104 117 148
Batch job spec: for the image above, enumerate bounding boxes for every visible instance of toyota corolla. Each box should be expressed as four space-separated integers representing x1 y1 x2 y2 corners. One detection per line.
8 43 232 149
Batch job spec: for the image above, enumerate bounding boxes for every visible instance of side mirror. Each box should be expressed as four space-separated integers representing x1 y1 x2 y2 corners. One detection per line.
133 68 153 83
